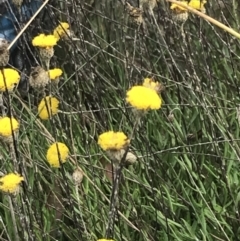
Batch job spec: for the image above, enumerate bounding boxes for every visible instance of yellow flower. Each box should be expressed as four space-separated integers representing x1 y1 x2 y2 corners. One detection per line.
53 22 70 40
0 68 20 92
46 142 69 168
0 117 19 137
188 0 207 10
0 173 24 194
48 68 63 80
38 96 59 120
32 34 58 48
126 86 162 110
98 131 129 151
170 0 206 11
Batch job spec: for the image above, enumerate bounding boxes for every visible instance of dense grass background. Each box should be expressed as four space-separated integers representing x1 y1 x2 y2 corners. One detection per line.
1 0 240 240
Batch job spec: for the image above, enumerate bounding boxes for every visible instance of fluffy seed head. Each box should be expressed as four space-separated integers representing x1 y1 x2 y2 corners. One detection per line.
29 66 50 90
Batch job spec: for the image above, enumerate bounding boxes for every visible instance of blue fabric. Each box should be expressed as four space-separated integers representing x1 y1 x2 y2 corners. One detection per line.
0 0 42 49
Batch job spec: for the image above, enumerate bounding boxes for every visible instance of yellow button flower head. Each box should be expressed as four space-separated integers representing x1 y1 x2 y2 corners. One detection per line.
53 22 70 40
0 173 24 194
46 142 69 168
98 131 129 151
32 34 58 48
48 68 63 81
38 96 59 120
126 85 162 110
188 0 207 10
0 117 19 137
0 68 20 92
32 34 58 69
170 0 206 12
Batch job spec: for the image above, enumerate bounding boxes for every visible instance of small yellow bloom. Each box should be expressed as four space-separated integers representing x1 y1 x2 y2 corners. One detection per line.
170 0 206 11
188 0 207 10
48 68 63 80
46 142 69 168
38 96 59 120
0 117 19 137
53 22 70 40
0 173 24 194
126 86 162 110
32 34 58 48
98 131 129 151
0 68 20 92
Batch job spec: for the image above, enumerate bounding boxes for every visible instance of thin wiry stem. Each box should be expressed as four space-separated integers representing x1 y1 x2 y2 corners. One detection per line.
0 93 5 116
75 185 89 238
106 114 141 238
8 195 20 241
9 142 19 172
0 68 7 117
0 215 12 240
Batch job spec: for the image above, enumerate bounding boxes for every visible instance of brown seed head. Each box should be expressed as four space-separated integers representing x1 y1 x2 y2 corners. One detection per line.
0 39 10 67
172 11 189 23
107 149 137 165
72 168 84 185
29 66 50 90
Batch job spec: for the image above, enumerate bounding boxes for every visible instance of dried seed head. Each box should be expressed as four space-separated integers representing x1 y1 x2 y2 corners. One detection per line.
72 168 83 185
125 151 137 164
29 66 50 90
0 131 19 144
39 47 54 61
38 47 54 69
126 2 144 25
167 113 174 122
0 39 10 67
106 150 120 164
172 11 189 23
106 149 137 165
